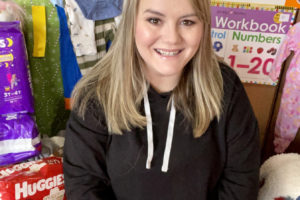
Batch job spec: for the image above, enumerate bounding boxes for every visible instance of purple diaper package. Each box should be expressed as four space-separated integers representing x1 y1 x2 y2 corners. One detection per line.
0 113 41 166
0 21 34 115
0 21 40 166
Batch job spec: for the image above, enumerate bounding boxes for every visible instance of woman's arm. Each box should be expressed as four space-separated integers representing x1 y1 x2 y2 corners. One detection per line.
63 103 116 200
217 69 260 199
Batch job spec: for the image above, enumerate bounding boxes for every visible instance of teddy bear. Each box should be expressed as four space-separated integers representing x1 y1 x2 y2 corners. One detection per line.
258 153 300 200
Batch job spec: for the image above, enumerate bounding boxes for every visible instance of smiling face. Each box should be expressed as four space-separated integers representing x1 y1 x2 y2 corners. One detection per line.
135 0 204 92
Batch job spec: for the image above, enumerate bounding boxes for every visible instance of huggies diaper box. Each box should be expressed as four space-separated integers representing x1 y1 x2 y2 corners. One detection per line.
0 157 66 200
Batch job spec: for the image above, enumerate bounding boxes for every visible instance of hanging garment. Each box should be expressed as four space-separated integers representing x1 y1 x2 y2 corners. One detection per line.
74 0 123 20
15 0 69 136
50 0 63 7
114 0 126 26
56 5 82 110
76 18 117 75
65 0 97 56
269 22 300 153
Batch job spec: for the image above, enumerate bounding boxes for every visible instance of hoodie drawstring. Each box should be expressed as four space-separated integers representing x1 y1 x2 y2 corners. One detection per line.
144 92 176 173
144 92 154 170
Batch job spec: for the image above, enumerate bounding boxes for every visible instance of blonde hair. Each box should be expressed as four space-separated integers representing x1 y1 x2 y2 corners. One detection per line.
71 0 223 138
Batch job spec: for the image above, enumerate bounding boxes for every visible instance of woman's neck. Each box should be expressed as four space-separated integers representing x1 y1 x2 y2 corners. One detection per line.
146 74 180 93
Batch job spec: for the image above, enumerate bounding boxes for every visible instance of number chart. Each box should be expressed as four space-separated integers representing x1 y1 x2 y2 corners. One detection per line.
210 3 296 85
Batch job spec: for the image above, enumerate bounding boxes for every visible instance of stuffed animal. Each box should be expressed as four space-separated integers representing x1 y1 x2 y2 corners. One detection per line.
0 0 25 29
258 153 300 200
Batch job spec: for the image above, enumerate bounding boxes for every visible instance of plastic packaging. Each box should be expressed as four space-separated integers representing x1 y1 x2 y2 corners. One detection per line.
0 156 66 200
0 21 40 166
0 114 41 166
0 21 34 114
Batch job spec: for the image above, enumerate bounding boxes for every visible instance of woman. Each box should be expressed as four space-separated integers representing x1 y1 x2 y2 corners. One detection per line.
63 0 260 199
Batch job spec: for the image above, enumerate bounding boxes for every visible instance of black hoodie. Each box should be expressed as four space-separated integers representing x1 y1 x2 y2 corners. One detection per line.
63 63 260 200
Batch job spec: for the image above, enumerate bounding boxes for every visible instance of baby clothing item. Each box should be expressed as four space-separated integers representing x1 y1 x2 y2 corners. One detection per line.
76 18 117 75
114 0 126 26
49 0 63 7
65 0 97 56
269 22 300 153
56 5 82 109
74 0 123 20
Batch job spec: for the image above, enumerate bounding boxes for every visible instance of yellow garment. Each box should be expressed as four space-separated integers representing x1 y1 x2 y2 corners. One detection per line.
32 6 46 57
